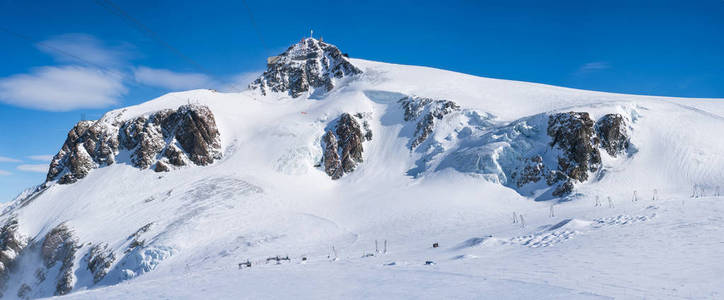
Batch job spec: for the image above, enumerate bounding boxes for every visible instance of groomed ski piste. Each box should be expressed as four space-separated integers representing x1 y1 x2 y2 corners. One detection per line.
2 39 724 299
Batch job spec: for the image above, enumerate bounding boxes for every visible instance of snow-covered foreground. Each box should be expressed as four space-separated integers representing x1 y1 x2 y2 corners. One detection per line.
2 39 724 299
63 191 723 299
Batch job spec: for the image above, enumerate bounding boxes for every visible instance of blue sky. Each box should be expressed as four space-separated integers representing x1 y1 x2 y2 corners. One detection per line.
1 0 723 201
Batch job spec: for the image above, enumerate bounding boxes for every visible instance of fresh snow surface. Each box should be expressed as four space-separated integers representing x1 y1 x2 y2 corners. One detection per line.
4 58 724 299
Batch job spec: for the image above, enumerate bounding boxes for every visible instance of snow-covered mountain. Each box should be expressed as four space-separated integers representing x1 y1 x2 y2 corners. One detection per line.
2 38 724 299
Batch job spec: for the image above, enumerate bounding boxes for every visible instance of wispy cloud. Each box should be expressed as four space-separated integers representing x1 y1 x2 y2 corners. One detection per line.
0 66 126 111
0 156 21 163
27 155 54 162
37 33 135 67
575 61 611 76
0 170 11 176
17 164 48 173
219 71 263 92
134 66 215 91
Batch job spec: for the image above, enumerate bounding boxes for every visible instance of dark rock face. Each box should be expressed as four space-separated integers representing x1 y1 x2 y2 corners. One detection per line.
595 113 630 157
47 105 222 184
47 121 118 184
321 113 370 179
41 224 79 296
322 131 342 179
250 38 362 98
86 243 115 284
508 112 632 197
547 112 601 183
552 180 574 197
513 155 545 188
0 218 27 296
398 96 460 149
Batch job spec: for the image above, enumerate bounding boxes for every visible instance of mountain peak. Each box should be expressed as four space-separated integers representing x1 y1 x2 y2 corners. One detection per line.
249 38 362 98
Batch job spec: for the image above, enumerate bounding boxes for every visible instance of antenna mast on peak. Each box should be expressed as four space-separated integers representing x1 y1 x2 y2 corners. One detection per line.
310 29 313 39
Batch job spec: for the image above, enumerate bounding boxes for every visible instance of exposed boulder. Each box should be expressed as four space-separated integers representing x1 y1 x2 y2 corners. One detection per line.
398 96 460 149
47 104 222 184
547 112 601 183
595 113 630 157
41 224 79 296
250 38 362 98
321 113 370 179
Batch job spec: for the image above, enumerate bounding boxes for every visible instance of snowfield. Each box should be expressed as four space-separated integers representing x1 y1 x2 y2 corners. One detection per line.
2 46 724 299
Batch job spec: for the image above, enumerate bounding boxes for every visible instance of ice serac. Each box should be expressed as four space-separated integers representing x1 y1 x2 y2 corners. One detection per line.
250 38 362 98
46 104 222 184
321 113 371 179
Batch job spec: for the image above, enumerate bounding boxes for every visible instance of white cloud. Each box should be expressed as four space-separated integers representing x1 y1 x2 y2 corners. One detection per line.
134 66 215 91
16 164 49 173
0 156 21 163
37 33 134 67
0 66 126 111
27 155 54 162
0 170 11 176
576 62 611 75
219 71 263 92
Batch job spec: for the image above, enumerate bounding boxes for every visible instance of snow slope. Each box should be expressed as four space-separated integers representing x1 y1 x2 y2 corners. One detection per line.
2 46 724 299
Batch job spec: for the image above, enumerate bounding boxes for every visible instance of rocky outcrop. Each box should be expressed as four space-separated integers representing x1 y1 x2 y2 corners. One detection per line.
398 96 460 149
505 111 634 197
322 131 343 179
547 112 601 184
0 218 27 296
595 113 630 157
86 243 115 283
47 120 118 184
250 38 362 98
47 104 222 184
512 155 545 188
321 113 371 179
41 224 79 296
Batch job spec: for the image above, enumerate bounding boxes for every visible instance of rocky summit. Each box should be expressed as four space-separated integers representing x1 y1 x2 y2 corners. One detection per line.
250 38 362 98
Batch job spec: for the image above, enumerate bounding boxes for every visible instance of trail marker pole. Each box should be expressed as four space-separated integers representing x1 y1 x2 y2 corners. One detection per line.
520 214 526 228
549 204 555 218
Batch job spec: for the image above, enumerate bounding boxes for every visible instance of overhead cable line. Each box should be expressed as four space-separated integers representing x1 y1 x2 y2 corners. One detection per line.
92 0 212 74
240 0 268 49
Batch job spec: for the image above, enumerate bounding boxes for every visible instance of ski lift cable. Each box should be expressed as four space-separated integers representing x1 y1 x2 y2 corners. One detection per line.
92 0 212 75
91 0 251 93
240 0 269 50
